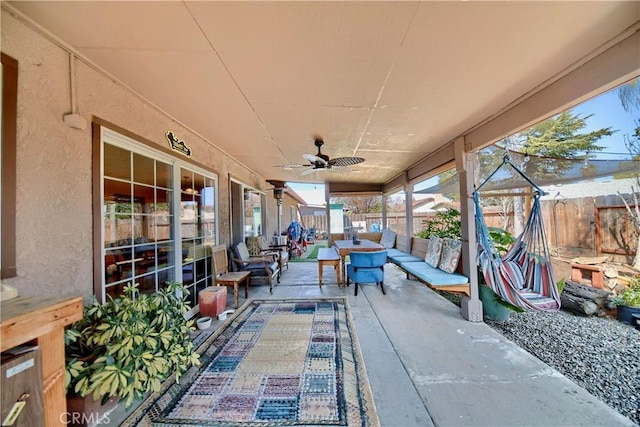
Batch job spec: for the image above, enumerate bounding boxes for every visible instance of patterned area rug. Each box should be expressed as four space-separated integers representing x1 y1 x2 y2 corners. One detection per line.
123 298 379 426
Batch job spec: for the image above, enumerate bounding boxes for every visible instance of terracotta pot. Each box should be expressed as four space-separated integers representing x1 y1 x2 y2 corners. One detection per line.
65 394 119 427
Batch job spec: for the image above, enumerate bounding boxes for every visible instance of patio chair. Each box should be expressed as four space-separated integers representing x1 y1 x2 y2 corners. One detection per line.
257 235 289 271
346 250 387 296
232 242 280 293
306 227 316 244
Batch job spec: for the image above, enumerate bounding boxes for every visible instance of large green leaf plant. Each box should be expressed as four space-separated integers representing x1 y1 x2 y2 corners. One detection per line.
64 282 201 408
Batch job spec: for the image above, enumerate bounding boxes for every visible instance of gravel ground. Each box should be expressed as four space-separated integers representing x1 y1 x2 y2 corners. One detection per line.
486 310 640 425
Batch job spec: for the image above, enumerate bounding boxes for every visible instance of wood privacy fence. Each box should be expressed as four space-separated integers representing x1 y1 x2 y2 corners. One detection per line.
301 194 638 264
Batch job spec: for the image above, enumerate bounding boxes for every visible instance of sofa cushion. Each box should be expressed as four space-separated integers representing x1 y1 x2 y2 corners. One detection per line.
424 236 443 268
401 261 468 285
385 248 407 258
241 261 279 276
380 229 397 249
389 254 423 264
438 238 462 274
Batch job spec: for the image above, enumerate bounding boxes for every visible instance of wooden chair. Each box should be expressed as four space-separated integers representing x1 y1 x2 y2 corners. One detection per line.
232 242 280 293
211 245 250 309
258 235 289 271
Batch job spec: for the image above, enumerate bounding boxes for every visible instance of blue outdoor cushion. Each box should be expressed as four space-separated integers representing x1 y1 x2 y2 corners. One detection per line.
386 248 408 258
389 254 422 264
400 261 468 286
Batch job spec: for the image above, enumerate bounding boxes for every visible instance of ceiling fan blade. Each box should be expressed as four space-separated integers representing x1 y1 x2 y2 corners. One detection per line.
301 167 320 176
326 166 351 173
329 157 365 167
274 164 306 170
303 153 326 164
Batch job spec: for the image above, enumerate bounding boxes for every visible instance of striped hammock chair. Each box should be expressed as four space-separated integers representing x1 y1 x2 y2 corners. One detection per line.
473 157 561 312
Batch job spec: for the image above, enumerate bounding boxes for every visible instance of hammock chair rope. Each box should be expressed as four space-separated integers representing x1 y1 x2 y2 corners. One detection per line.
474 155 561 312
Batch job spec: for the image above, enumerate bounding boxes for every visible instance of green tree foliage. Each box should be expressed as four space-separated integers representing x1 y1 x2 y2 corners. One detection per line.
415 208 461 239
518 111 613 182
437 110 613 194
520 111 611 158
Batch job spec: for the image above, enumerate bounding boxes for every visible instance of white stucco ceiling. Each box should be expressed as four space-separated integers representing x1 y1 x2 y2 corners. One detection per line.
6 1 640 186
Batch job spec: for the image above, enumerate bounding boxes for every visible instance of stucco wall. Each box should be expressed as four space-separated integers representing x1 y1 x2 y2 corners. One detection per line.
1 12 278 299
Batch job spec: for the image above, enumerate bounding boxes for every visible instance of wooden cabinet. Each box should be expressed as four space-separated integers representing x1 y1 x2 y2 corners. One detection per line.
1 296 83 426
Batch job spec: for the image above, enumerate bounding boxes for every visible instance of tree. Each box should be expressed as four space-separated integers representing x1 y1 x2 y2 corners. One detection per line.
332 196 382 214
616 79 640 270
617 79 640 113
421 110 614 237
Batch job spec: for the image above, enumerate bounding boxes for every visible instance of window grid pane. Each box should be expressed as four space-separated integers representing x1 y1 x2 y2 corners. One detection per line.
103 141 215 308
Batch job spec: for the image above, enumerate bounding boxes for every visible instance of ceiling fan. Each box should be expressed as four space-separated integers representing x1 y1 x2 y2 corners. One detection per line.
278 138 365 175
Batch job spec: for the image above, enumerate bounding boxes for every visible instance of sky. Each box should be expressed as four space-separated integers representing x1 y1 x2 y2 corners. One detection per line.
289 82 639 204
572 87 637 159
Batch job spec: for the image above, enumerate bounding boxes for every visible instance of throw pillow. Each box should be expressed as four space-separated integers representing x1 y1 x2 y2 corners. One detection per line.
380 229 397 248
438 238 462 274
424 236 443 268
245 237 260 256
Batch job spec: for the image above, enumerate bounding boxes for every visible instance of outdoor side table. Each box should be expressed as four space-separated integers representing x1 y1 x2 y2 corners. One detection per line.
214 271 250 309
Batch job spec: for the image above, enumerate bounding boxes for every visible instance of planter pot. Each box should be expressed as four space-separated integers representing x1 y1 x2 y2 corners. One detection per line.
66 394 119 427
616 304 640 326
479 285 511 321
196 316 212 329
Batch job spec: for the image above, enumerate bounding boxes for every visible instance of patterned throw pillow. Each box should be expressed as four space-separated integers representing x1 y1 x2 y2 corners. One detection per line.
424 236 443 268
438 238 462 273
380 229 397 248
245 237 260 256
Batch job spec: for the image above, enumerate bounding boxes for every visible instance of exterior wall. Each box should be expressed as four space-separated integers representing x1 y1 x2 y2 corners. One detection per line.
1 13 274 298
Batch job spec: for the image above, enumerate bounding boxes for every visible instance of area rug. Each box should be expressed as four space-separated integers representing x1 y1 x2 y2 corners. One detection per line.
123 298 379 426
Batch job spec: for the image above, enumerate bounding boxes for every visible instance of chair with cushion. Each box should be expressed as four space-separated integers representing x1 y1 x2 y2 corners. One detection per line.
257 235 289 271
346 250 388 296
232 241 280 293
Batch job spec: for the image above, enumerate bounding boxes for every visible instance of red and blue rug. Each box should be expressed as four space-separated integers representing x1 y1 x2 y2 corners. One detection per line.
123 298 379 426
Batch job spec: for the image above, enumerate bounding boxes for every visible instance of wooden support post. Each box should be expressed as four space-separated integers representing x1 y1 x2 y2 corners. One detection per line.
455 137 483 322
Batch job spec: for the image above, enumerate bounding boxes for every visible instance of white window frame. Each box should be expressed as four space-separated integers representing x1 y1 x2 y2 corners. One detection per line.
100 128 218 303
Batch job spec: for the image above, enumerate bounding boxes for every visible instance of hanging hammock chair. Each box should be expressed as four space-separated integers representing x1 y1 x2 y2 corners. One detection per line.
473 156 561 312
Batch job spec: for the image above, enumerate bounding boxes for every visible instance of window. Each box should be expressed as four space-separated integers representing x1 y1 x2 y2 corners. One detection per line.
243 187 262 239
1 53 18 279
180 168 216 308
100 128 217 308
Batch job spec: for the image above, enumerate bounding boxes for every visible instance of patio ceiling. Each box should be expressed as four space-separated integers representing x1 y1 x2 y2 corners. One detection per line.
6 1 640 187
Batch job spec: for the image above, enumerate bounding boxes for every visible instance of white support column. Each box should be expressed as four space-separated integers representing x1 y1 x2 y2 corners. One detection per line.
455 137 483 322
325 184 331 243
381 194 387 229
404 173 413 240
277 202 282 235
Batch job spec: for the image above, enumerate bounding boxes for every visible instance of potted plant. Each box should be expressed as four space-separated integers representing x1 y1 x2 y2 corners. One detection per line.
611 278 640 327
64 281 201 414
477 227 524 321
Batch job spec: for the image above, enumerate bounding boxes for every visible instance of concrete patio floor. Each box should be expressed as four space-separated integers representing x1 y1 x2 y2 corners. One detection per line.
115 257 635 426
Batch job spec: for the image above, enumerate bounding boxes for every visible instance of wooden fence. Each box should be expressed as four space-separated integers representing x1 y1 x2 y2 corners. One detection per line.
301 194 638 264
